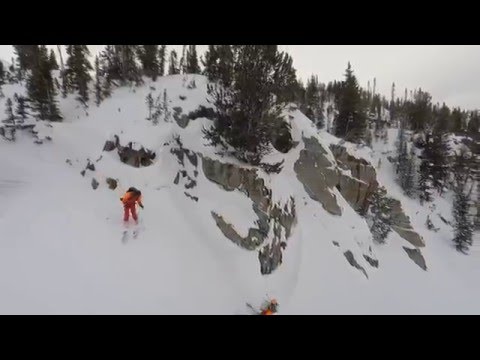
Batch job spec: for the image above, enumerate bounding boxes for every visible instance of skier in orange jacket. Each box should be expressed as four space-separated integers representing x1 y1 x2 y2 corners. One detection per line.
120 187 144 223
260 299 278 315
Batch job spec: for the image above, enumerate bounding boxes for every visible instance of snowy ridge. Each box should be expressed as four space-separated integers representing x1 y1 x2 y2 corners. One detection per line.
1 74 480 314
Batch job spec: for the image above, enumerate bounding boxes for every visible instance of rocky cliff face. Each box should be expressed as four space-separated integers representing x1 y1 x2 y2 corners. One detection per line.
329 144 424 248
195 133 425 276
202 157 296 275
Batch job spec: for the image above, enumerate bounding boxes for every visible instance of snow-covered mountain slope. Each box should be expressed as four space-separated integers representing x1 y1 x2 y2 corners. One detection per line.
1 74 479 314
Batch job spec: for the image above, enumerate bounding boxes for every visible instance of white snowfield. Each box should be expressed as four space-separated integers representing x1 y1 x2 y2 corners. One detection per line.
0 74 479 314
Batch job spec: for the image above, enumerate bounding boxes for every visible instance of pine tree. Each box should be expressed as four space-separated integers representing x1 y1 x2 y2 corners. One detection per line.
451 107 465 133
202 45 234 87
273 52 298 105
367 187 392 244
3 98 16 126
305 75 320 124
97 49 113 98
402 144 416 197
138 45 160 80
0 62 4 98
12 45 37 81
434 103 450 134
179 45 187 74
162 89 171 122
158 45 166 77
65 45 93 106
116 45 142 86
0 61 5 86
100 45 142 87
168 50 179 75
418 148 434 203
186 45 200 74
396 120 415 196
467 111 480 133
389 82 396 126
14 94 29 123
334 62 367 142
26 45 62 121
145 93 154 120
202 45 218 81
452 150 474 253
94 56 103 106
49 49 59 70
408 89 432 132
204 45 295 165
418 132 449 197
453 188 473 254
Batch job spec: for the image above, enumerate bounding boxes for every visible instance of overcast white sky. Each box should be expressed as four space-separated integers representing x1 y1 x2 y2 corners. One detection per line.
1 45 479 110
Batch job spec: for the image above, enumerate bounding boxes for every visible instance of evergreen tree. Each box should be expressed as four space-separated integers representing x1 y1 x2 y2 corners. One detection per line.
408 89 432 132
305 75 320 125
179 45 187 74
418 149 434 203
202 45 234 87
116 45 142 86
204 45 294 165
0 61 5 86
202 45 218 81
94 56 103 106
403 144 416 197
434 103 450 134
3 98 15 125
26 45 62 121
418 132 449 196
12 45 37 80
451 107 465 133
367 187 392 244
162 89 171 122
390 82 396 124
467 111 480 133
99 45 118 86
49 49 59 70
145 93 154 120
138 45 160 80
65 45 93 106
334 62 366 142
452 150 474 254
453 188 473 254
168 50 179 75
14 94 29 123
0 62 4 98
396 119 415 196
186 45 200 74
272 52 298 104
98 49 113 97
100 45 142 87
158 45 166 77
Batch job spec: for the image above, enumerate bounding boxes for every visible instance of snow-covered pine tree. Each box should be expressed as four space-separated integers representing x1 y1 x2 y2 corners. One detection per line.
367 187 392 244
158 45 167 77
138 45 160 81
14 93 29 123
65 45 93 107
186 45 200 74
452 149 474 254
168 50 179 75
334 62 367 143
26 45 62 121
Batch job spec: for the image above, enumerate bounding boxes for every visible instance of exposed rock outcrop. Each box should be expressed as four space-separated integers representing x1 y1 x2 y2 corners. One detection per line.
294 136 341 215
403 247 427 271
329 143 424 247
330 144 378 214
202 156 296 275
